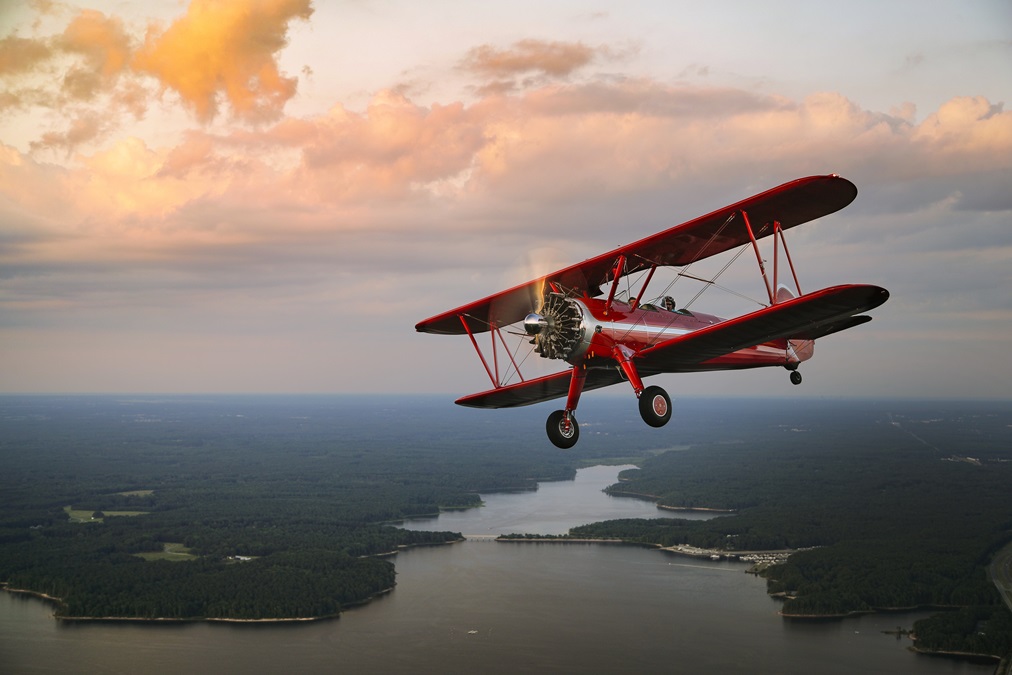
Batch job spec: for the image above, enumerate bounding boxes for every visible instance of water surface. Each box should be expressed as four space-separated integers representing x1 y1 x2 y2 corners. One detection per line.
0 465 992 674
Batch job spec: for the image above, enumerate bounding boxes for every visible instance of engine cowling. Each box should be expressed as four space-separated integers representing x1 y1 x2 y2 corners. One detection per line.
524 293 584 360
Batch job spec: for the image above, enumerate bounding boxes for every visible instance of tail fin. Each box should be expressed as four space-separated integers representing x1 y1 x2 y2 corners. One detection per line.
775 285 796 305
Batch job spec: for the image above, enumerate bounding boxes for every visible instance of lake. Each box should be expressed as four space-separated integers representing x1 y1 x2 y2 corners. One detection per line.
0 464 992 674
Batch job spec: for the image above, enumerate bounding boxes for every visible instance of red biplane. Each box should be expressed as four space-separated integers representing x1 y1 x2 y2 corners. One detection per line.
416 175 889 448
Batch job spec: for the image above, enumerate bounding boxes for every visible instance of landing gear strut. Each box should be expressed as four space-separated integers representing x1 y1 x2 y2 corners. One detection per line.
639 385 672 427
546 410 579 449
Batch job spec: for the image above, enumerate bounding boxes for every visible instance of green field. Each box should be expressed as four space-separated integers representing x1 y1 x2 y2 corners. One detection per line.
135 543 196 562
64 506 148 522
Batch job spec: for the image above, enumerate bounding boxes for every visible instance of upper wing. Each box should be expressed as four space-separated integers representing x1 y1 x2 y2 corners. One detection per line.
636 284 889 370
416 174 857 335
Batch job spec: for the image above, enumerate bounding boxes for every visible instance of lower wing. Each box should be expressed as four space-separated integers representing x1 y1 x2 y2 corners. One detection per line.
455 368 625 409
637 284 888 370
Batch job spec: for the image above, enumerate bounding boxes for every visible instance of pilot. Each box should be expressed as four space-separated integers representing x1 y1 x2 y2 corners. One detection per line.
662 296 676 311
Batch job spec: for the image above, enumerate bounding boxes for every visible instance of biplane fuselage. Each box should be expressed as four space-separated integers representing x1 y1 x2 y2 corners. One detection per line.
552 296 809 372
416 175 889 448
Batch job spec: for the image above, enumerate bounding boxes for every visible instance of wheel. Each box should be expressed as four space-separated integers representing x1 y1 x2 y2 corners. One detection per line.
638 386 671 428
546 410 580 449
790 370 802 385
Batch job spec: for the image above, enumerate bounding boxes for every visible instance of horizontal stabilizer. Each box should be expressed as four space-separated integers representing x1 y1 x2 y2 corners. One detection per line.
792 314 872 340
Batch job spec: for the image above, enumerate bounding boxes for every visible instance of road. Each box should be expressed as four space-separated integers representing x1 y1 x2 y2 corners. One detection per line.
991 540 1012 614
989 540 1012 675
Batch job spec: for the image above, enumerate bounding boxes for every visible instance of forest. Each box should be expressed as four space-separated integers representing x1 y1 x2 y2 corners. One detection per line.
0 395 606 620
567 399 1012 662
1 394 1010 664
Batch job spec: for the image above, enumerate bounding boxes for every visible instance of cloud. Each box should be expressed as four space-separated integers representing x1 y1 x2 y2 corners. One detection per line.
2 63 1011 393
0 34 54 78
2 84 1008 327
1 0 313 151
7 81 1010 254
460 39 624 95
133 0 313 123
57 9 133 97
462 39 598 78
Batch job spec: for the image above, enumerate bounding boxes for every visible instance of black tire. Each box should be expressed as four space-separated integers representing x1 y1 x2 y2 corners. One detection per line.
546 410 579 449
790 370 802 386
639 386 671 428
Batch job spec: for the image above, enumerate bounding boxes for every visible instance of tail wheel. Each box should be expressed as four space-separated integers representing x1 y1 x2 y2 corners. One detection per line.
639 386 671 428
546 410 580 449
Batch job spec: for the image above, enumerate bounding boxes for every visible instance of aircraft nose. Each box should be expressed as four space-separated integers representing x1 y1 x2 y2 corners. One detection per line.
524 313 547 335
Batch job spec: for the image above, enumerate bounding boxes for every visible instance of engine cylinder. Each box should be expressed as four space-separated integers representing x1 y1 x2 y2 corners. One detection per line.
532 293 584 360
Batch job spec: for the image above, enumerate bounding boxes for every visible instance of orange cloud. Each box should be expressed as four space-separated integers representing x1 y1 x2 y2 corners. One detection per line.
29 112 106 153
0 34 54 78
463 39 597 78
2 1 313 151
133 0 313 123
259 90 485 202
460 39 616 94
58 9 133 94
4 84 1011 271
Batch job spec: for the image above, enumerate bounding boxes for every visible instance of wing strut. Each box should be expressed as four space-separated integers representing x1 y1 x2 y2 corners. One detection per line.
741 209 775 305
603 255 626 315
459 314 529 389
493 325 525 385
774 221 802 298
459 314 497 388
742 211 805 305
630 265 657 310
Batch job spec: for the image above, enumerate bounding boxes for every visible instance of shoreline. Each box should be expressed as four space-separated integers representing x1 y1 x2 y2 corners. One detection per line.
604 488 736 513
1 534 470 624
2 584 396 624
910 645 1002 665
656 503 736 514
495 537 632 545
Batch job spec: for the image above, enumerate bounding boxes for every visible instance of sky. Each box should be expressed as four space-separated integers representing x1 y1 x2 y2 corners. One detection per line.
1 0 1010 401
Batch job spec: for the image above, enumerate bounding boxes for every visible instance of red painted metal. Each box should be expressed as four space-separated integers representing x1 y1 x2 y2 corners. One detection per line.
610 342 645 396
490 323 500 384
604 254 626 314
777 222 803 296
493 326 525 383
564 366 586 413
459 314 497 388
773 219 779 296
454 285 888 411
416 175 858 336
741 209 775 305
631 265 656 310
419 175 889 445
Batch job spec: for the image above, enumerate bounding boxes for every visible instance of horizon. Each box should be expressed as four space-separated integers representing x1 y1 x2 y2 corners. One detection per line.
2 391 1009 403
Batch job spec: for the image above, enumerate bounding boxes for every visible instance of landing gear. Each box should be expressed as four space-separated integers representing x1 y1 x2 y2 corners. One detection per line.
546 410 580 449
790 370 802 385
638 385 672 428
